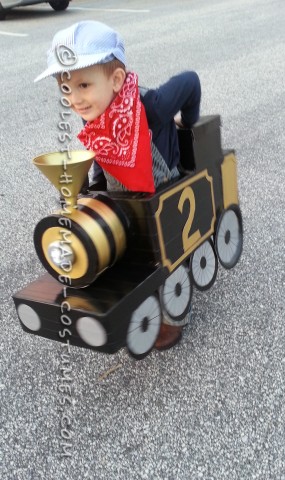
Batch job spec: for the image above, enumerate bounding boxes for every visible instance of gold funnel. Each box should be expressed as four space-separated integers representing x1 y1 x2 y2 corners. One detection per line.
33 150 95 208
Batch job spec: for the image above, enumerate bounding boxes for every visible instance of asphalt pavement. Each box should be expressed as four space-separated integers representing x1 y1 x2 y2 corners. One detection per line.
0 0 285 479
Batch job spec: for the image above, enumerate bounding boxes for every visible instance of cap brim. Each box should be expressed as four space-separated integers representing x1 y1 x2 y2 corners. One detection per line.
34 51 117 83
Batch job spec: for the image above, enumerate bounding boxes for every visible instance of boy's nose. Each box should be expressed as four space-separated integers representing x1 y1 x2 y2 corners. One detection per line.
69 90 83 106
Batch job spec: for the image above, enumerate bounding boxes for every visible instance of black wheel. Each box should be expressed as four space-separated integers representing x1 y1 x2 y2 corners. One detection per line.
215 205 243 269
160 264 192 322
126 295 162 360
190 239 218 291
49 0 70 11
0 4 6 21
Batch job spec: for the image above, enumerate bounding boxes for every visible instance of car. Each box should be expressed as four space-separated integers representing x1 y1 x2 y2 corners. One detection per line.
0 0 70 20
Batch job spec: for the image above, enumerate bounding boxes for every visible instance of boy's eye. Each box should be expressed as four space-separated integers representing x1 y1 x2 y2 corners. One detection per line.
79 83 89 89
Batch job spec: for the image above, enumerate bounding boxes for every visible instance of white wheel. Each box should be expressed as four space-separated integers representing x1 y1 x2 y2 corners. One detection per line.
160 264 192 321
126 295 161 359
215 205 243 269
190 239 218 290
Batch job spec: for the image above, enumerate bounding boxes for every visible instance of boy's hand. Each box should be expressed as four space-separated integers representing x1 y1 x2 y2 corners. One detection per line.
174 112 184 128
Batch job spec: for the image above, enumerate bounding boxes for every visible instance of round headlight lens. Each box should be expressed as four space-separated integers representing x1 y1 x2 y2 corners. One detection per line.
47 241 75 267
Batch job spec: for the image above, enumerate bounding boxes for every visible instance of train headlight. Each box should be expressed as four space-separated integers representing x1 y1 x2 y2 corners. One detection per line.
47 241 75 267
34 195 128 288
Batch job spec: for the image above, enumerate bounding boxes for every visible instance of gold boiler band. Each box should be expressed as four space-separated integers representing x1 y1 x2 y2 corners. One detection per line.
77 197 127 261
68 207 111 271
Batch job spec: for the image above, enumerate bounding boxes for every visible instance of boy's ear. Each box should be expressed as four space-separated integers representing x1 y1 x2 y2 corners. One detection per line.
112 68 126 93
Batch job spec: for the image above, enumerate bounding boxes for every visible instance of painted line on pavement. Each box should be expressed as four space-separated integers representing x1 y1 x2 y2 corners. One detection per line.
0 30 29 37
69 7 150 13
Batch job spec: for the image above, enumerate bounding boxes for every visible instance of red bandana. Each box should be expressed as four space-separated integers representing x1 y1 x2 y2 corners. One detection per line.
77 72 155 193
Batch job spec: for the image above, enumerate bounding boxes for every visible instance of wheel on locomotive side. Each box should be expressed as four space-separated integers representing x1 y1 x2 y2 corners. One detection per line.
160 264 193 323
215 205 243 269
126 295 162 360
189 239 218 291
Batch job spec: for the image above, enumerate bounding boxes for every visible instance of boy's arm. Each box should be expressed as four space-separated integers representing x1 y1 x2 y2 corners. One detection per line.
143 71 201 129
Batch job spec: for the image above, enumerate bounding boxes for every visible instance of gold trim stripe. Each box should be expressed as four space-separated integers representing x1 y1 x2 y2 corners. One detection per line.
221 153 239 209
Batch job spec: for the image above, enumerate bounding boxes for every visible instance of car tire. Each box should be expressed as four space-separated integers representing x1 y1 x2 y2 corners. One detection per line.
49 0 70 11
0 3 6 21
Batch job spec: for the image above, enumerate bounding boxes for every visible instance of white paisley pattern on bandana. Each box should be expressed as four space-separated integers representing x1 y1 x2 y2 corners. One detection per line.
78 72 145 168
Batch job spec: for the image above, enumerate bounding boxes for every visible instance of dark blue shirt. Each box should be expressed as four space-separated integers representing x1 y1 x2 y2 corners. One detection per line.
142 71 201 170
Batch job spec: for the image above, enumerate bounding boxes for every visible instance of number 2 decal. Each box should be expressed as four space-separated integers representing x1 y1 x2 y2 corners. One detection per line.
178 186 201 252
154 170 215 272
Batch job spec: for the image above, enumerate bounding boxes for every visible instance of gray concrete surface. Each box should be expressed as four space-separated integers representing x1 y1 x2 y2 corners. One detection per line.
0 0 284 479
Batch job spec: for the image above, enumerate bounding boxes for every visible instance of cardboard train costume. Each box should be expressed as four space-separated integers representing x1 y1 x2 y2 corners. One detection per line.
13 116 243 359
13 21 243 359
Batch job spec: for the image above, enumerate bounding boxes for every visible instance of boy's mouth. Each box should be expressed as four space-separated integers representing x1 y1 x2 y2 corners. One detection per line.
77 106 92 114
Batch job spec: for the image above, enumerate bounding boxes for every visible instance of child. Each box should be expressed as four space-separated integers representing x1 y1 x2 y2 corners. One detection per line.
35 20 201 350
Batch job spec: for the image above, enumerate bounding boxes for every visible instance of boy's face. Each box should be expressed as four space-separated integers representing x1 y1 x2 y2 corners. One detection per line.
58 65 124 122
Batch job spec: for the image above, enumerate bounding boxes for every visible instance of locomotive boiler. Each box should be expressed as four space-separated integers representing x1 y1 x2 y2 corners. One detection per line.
13 115 243 359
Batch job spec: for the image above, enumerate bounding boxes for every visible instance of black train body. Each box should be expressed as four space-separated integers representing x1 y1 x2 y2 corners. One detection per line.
13 115 243 359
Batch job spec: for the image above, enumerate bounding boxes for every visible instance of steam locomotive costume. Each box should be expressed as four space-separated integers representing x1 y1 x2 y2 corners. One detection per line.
33 20 203 350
